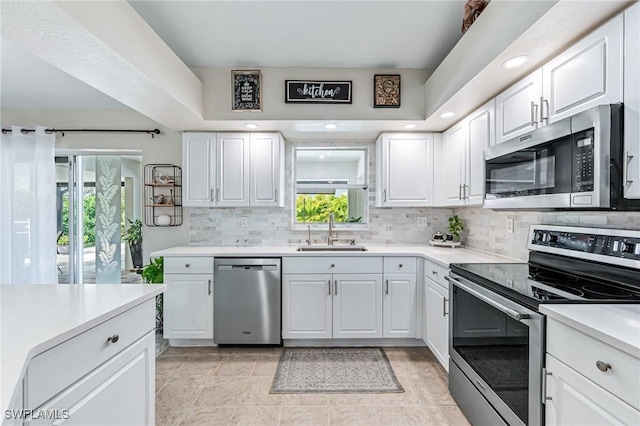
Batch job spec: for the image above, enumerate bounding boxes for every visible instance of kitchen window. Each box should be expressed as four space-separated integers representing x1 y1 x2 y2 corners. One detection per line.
293 147 368 227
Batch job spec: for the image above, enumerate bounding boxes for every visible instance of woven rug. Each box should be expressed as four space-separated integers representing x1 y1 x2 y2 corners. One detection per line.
270 347 404 394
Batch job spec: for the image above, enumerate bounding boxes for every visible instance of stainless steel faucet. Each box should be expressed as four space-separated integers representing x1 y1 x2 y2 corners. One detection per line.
328 212 339 245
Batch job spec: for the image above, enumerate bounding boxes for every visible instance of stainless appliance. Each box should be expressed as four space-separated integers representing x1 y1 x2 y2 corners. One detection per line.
214 258 282 345
484 104 639 210
448 224 640 426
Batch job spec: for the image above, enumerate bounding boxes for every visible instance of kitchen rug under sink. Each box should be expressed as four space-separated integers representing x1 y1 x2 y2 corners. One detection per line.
270 347 404 393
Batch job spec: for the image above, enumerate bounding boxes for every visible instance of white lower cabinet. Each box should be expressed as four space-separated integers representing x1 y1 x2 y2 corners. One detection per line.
163 256 214 340
24 300 156 425
425 278 449 371
383 274 417 338
544 317 640 425
282 273 383 339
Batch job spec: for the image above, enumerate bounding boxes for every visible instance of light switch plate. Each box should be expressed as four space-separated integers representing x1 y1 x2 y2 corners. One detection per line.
241 216 248 227
506 217 514 233
417 217 428 227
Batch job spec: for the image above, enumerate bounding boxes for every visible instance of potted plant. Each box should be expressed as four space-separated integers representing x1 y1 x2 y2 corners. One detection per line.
123 218 143 269
447 215 464 243
142 257 164 333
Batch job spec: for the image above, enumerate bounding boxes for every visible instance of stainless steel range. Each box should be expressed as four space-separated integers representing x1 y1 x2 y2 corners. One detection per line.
447 224 640 426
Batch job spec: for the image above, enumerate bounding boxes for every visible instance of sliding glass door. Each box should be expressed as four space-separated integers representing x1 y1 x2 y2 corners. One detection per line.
56 153 142 284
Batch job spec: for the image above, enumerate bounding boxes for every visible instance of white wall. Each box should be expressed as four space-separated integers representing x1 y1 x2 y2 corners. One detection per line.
1 109 189 261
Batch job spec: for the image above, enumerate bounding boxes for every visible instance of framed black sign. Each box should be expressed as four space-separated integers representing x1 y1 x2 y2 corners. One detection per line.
232 70 262 111
285 80 352 104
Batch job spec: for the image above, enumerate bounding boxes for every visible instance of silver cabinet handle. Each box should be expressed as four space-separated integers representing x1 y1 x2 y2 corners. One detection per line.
624 151 634 187
542 368 552 403
107 334 119 344
216 188 220 202
328 279 331 296
275 188 279 203
432 270 438 276
383 189 387 202
463 184 468 200
385 279 389 295
334 280 338 295
530 101 539 127
208 279 212 295
541 97 549 123
398 264 403 268
185 263 190 268
458 184 462 200
449 275 530 321
443 298 448 316
596 361 612 372
210 188 214 202
330 264 335 268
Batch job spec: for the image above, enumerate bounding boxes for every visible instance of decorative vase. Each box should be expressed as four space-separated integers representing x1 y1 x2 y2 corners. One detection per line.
129 242 143 268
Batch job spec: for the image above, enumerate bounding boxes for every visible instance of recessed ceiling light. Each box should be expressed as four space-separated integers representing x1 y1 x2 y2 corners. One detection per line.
244 123 258 129
440 112 455 119
324 123 337 130
502 55 530 69
403 124 417 129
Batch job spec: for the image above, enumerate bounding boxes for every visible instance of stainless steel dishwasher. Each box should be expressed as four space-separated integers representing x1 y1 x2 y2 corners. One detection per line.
213 258 281 345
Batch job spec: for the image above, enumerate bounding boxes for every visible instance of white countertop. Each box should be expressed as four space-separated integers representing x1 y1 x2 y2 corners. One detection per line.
150 244 522 268
540 304 640 358
0 284 165 416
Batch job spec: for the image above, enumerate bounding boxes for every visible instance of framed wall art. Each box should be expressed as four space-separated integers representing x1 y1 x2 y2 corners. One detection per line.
232 70 262 112
285 80 352 104
373 74 401 108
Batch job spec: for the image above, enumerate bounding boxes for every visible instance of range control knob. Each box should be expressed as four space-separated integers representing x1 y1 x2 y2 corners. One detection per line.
620 242 635 253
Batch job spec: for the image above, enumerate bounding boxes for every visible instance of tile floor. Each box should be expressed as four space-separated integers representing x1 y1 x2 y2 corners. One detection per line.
155 346 470 426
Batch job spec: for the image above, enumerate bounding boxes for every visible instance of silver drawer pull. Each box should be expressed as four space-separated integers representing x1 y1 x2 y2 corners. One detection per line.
330 264 335 268
398 264 403 268
185 263 190 268
432 271 438 276
596 361 612 372
107 334 119 344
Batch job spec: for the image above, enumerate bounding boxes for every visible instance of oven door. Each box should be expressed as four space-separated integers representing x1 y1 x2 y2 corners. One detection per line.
484 117 574 209
448 273 544 426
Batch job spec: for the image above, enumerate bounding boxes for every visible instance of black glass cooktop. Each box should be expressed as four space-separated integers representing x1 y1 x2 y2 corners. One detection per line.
450 260 640 311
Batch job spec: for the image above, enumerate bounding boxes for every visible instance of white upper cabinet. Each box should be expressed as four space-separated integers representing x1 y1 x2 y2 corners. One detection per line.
437 100 494 207
376 133 434 207
495 69 543 144
182 133 215 207
543 14 623 124
440 122 466 206
250 133 284 207
625 2 640 199
182 132 284 207
216 133 250 207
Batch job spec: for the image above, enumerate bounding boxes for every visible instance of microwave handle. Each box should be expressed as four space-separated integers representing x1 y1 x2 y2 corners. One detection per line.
624 151 635 187
447 275 531 322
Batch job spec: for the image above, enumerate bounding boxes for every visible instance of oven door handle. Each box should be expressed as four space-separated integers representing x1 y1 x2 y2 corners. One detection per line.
447 275 531 321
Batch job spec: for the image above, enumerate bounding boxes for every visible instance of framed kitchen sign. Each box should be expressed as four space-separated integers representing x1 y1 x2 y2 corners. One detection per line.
285 80 352 104
232 70 262 112
373 74 401 108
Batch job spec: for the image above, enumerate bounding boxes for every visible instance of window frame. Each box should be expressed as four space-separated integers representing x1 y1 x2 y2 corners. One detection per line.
292 146 369 230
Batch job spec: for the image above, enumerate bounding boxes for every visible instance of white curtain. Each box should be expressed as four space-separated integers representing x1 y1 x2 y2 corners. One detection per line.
0 126 57 284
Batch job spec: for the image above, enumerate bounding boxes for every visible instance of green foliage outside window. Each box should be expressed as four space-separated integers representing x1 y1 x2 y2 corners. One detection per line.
296 194 348 223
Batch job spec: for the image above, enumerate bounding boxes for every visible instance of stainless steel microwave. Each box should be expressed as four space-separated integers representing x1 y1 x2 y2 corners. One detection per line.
484 104 639 210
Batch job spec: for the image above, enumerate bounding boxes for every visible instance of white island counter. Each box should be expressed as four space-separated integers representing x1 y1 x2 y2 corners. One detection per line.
1 284 165 424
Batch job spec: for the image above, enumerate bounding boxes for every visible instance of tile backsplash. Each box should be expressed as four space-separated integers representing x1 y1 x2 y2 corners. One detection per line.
189 140 455 246
455 207 640 261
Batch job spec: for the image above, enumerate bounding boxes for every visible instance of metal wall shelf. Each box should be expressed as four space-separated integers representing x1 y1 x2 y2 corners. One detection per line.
144 164 183 226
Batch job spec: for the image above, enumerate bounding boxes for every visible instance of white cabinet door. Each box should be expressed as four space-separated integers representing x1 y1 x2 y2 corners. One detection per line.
250 133 284 207
466 100 494 205
383 274 417 338
377 133 434 207
495 69 543 144
545 354 640 426
441 123 466 206
216 133 250 207
426 279 449 372
182 133 215 207
282 274 332 339
28 332 154 426
625 2 640 199
163 274 213 339
333 274 383 338
543 14 623 124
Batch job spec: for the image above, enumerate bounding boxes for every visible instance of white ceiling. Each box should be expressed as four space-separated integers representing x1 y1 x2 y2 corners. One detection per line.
1 1 464 113
128 1 465 69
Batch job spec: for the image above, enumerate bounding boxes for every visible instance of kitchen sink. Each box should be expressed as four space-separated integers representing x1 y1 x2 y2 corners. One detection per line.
296 245 368 252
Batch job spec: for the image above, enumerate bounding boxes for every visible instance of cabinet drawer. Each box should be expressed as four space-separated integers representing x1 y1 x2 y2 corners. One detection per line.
283 256 383 274
25 300 155 410
164 256 214 274
424 259 449 289
383 257 417 273
547 318 640 410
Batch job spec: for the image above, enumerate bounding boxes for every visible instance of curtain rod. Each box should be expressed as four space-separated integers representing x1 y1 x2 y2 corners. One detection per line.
1 128 161 138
